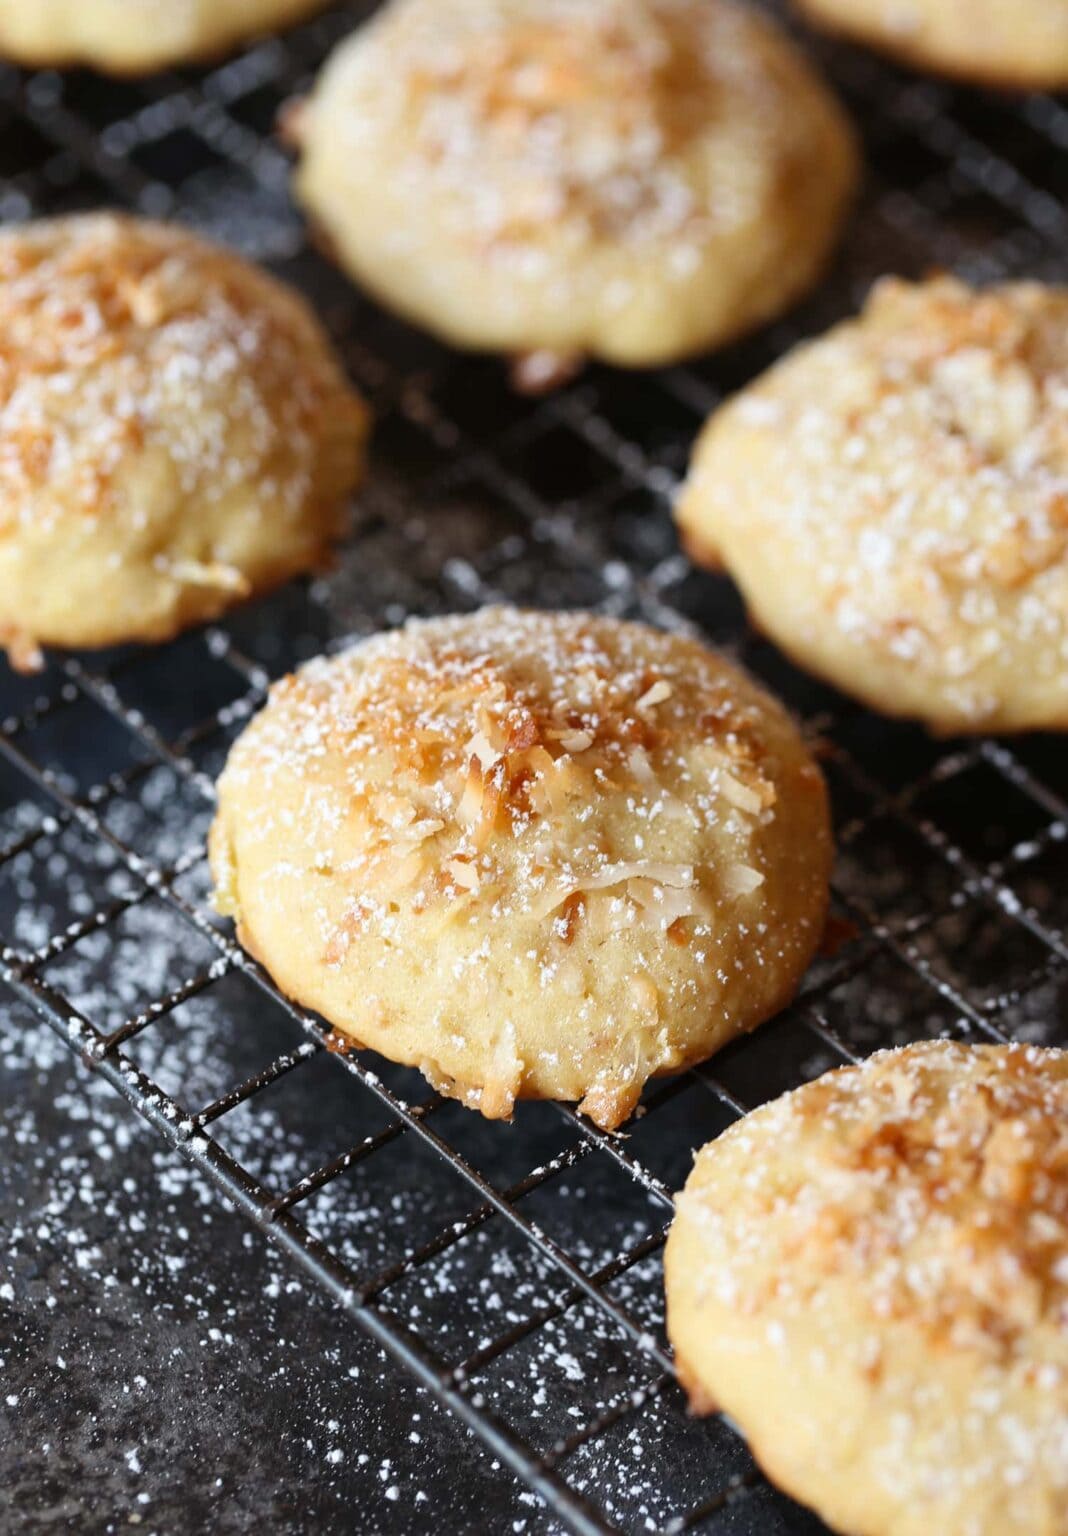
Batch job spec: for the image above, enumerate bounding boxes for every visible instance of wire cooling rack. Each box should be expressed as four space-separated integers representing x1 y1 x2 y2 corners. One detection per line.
1 4 1067 1532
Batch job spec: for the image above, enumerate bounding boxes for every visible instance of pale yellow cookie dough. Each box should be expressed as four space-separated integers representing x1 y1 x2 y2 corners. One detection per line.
677 277 1068 733
0 0 332 73
209 607 832 1128
794 0 1068 90
292 0 859 371
666 1039 1068 1536
0 213 368 669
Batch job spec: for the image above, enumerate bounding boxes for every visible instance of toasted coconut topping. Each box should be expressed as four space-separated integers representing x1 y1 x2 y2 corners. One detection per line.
681 275 1068 727
311 0 853 259
681 1040 1068 1361
156 557 252 594
219 608 793 958
0 213 367 527
721 863 765 898
393 0 736 246
637 678 673 709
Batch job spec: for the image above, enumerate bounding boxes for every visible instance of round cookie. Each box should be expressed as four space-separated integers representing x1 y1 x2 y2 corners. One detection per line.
676 276 1068 734
209 607 832 1128
0 213 368 670
0 0 332 74
793 0 1068 91
665 1040 1068 1536
290 0 859 375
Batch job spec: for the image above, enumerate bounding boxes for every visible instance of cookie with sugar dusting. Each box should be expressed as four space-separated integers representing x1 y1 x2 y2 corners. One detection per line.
793 0 1068 90
677 276 1068 734
0 213 368 672
665 1039 1068 1536
0 0 331 73
209 608 832 1129
289 0 858 379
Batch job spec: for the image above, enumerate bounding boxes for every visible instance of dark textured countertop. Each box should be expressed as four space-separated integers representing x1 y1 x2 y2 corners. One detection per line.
0 996 556 1535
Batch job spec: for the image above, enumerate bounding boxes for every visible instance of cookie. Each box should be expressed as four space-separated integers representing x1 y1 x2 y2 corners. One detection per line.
665 1039 1068 1536
794 0 1068 90
0 0 331 73
677 277 1068 733
0 213 368 669
209 607 832 1128
291 0 858 374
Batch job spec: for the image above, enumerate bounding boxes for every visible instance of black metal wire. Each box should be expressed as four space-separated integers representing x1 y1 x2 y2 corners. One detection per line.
1 4 1067 1533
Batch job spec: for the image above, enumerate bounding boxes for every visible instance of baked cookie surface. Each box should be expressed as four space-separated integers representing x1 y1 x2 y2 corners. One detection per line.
677 277 1068 733
0 0 331 73
0 213 368 669
209 607 832 1128
292 0 858 371
794 0 1068 90
665 1039 1068 1536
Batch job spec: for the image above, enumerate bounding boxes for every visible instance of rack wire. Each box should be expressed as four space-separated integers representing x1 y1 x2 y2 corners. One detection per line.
1 3 1067 1531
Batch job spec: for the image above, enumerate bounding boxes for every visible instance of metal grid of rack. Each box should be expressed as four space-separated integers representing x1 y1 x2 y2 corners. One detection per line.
1 4 1067 1532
